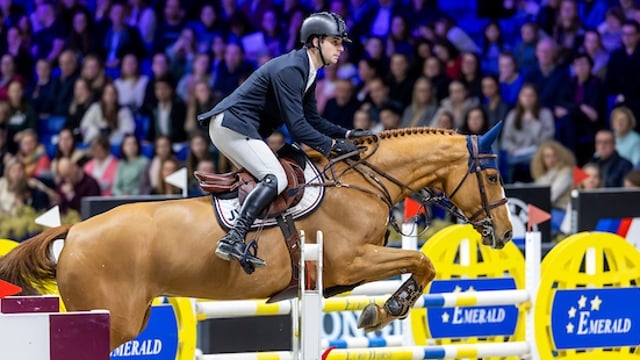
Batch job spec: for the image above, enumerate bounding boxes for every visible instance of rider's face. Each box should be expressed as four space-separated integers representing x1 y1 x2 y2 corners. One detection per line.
319 36 344 65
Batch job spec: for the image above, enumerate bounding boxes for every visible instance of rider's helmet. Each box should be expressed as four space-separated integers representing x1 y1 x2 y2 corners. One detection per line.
300 12 352 47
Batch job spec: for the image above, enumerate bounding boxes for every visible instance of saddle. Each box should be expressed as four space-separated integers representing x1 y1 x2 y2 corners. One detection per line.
194 158 306 218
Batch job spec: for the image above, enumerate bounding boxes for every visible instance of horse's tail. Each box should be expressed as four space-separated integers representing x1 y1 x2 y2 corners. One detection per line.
0 224 73 295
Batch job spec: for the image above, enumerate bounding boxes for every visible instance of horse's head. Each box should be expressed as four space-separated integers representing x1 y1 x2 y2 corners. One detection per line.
443 122 512 249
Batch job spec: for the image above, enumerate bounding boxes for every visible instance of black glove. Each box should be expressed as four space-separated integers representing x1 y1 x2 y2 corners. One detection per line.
330 139 359 159
346 129 374 139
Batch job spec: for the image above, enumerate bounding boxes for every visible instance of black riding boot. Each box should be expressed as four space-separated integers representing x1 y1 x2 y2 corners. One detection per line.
215 174 278 270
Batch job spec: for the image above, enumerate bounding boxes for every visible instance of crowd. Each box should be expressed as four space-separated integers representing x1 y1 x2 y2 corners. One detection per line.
0 0 640 238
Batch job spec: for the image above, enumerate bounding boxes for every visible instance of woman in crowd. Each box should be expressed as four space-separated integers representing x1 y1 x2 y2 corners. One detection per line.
185 133 213 190
481 75 510 127
610 106 640 166
114 53 149 113
140 135 174 195
176 52 212 104
81 83 135 145
0 158 54 216
401 77 438 128
113 134 148 196
50 128 86 183
154 157 182 195
459 106 490 135
5 80 37 153
185 79 217 135
65 78 94 140
83 135 119 196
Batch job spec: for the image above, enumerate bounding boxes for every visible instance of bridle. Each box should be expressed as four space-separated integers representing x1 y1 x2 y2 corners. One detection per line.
314 133 508 246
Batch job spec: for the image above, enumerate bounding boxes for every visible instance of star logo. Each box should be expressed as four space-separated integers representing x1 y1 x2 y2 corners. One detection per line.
568 306 577 318
578 295 587 309
566 322 574 334
590 296 602 311
442 312 450 323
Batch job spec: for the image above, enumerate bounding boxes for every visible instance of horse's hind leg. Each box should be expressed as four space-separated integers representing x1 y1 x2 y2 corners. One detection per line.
331 244 436 332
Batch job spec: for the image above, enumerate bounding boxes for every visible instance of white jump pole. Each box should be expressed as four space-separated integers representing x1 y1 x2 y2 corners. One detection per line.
525 231 541 360
299 230 323 360
401 222 418 346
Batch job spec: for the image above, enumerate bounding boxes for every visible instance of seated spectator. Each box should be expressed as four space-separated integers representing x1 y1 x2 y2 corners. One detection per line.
577 162 602 190
323 79 361 130
422 56 450 102
152 0 187 55
434 16 480 53
0 54 23 102
189 158 216 196
433 80 479 129
372 102 403 133
481 75 510 127
513 22 539 75
176 52 211 104
81 83 135 145
126 0 157 52
113 134 148 196
316 63 339 115
56 157 101 214
433 39 461 80
66 8 97 56
31 59 57 118
52 50 81 116
186 133 213 189
498 52 524 107
624 170 640 188
15 129 51 179
185 79 217 135
188 3 224 54
610 106 640 166
530 140 575 233
363 36 389 71
2 26 33 82
5 80 37 154
212 42 255 100
501 84 555 183
100 2 146 76
580 29 609 80
355 58 383 103
50 128 87 183
146 77 187 144
598 6 625 53
142 52 173 112
80 54 110 101
434 110 455 130
459 52 483 100
65 78 95 140
166 27 197 80
459 106 490 136
552 0 585 67
30 1 65 63
84 135 119 196
481 21 507 76
353 108 374 131
140 135 175 195
114 53 149 113
154 157 182 195
0 158 53 216
386 15 413 58
590 129 633 187
387 53 415 108
401 77 438 128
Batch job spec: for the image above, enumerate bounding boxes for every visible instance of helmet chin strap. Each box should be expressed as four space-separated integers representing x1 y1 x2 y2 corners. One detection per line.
314 36 329 67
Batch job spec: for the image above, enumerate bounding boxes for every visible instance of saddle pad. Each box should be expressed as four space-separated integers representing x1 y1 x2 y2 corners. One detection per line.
212 158 325 230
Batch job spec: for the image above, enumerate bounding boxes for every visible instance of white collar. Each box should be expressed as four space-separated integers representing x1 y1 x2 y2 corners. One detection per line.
305 50 319 92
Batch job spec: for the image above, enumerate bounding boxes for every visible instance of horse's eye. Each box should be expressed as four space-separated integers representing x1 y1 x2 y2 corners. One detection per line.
487 174 498 183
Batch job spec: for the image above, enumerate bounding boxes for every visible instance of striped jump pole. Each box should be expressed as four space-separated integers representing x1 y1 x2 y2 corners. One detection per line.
323 341 530 359
322 335 404 349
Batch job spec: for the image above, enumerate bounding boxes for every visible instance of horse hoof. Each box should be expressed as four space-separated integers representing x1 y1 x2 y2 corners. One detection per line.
357 303 381 331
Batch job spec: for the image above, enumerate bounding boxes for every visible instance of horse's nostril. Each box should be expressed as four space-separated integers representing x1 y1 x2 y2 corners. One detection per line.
503 230 512 242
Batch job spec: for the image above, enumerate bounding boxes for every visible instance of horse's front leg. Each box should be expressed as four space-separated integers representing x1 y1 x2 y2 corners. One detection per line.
331 244 436 332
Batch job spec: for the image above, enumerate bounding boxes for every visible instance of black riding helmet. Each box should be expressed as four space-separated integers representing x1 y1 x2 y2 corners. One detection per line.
300 12 352 46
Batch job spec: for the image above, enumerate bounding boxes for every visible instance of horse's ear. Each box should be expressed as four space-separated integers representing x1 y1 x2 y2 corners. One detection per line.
479 121 503 152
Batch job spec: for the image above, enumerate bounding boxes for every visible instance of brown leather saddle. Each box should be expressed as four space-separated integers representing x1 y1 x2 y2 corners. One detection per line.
194 157 306 218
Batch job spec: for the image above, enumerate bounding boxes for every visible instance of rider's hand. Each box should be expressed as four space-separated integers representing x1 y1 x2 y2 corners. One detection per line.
330 139 359 160
346 129 374 139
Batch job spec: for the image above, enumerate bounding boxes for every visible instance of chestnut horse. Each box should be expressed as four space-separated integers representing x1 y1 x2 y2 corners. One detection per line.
0 125 512 350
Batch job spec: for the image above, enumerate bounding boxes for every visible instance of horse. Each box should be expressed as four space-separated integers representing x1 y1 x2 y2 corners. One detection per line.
0 124 512 350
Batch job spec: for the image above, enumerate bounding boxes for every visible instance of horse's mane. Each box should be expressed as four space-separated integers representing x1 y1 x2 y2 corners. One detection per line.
354 127 457 145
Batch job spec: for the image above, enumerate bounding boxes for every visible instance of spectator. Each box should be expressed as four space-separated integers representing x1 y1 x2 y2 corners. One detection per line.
359 0 403 40
481 75 510 127
188 3 225 54
30 1 65 63
166 27 197 80
577 162 602 189
386 53 414 108
140 135 174 195
590 129 633 187
402 0 443 30
481 20 507 76
433 39 461 80
126 0 157 51
401 77 438 128
283 5 306 53
189 158 216 195
372 102 403 132
81 56 109 100
185 133 213 189
146 77 187 144
0 54 23 101
580 29 609 80
620 0 637 19
610 106 640 166
2 26 32 82
552 0 585 67
153 0 187 54
81 83 135 145
50 128 87 183
177 52 212 105
513 21 539 75
538 0 561 36
113 134 148 196
15 129 51 179
386 15 413 58
364 77 401 124
501 84 555 183
5 80 37 154
100 2 146 75
0 0 27 28
323 78 361 130
31 59 57 118
185 79 217 135
83 135 119 196
66 8 96 56
56 157 101 214
65 78 94 140
142 52 173 112
530 140 575 232
114 53 149 113
598 6 625 52
624 170 640 188
434 16 480 53
355 58 383 102
353 108 374 130
433 80 479 129
459 106 490 136
52 50 81 116
606 20 640 128
244 8 285 61
568 52 606 166
422 56 450 102
578 0 608 30
212 42 256 99
434 109 455 130
459 52 483 100
0 158 53 216
154 157 182 195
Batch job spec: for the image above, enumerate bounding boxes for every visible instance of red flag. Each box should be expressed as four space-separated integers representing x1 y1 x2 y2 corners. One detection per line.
573 165 589 187
0 279 21 299
527 204 551 232
404 198 423 222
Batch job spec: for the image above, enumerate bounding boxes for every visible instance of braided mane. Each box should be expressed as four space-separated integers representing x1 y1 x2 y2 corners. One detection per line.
353 127 456 145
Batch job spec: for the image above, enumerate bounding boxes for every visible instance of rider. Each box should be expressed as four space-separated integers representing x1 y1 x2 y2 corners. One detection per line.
198 12 370 272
